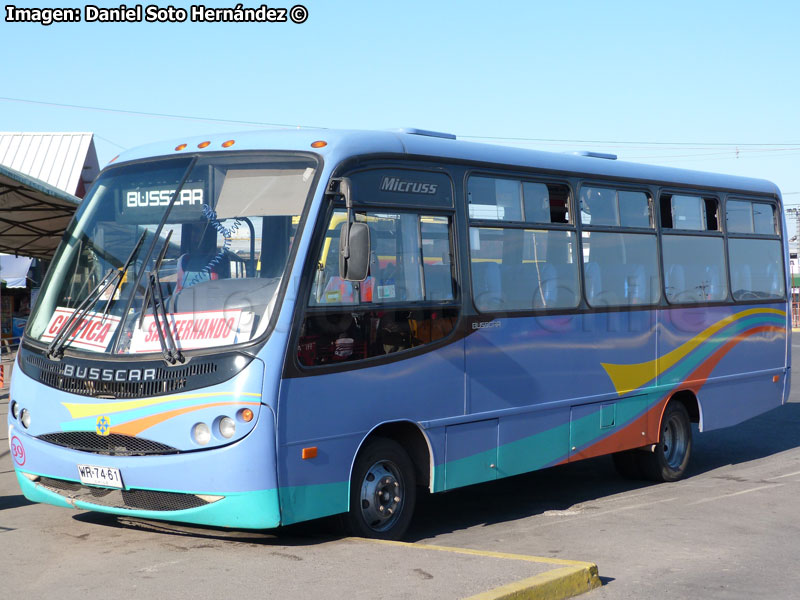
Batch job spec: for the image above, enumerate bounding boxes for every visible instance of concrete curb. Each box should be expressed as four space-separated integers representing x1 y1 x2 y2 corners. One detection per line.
465 565 600 600
361 539 601 600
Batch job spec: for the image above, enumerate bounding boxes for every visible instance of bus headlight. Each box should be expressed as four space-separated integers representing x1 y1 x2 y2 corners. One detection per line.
218 417 236 439
10 401 19 420
20 409 31 429
192 423 211 446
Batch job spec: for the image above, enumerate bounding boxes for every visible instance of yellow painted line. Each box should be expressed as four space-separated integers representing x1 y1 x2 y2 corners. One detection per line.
358 538 601 600
62 391 262 419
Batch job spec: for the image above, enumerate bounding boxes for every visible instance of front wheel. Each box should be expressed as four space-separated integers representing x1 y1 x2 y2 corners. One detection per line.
344 437 416 539
640 401 692 482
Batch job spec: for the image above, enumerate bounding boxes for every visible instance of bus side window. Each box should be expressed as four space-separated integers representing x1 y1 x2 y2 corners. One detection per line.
299 209 458 367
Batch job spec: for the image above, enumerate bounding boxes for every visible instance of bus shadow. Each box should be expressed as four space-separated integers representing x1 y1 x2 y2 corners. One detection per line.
73 402 800 545
407 401 800 540
72 510 342 547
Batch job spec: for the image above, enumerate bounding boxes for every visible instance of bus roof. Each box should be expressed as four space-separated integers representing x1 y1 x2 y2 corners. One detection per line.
111 128 781 197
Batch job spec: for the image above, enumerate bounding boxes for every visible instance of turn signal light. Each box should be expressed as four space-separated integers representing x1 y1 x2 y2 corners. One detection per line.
302 447 318 460
310 140 327 148
239 408 254 422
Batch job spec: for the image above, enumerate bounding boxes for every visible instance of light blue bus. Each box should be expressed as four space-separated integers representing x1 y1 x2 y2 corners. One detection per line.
8 128 790 538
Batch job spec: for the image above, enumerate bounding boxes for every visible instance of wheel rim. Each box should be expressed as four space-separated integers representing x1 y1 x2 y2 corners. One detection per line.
359 460 404 532
662 413 688 470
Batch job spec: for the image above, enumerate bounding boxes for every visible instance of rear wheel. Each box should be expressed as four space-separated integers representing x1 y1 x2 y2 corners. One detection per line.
640 401 692 482
344 437 416 540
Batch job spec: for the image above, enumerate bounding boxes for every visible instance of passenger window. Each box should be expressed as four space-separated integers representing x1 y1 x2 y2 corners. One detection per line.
580 187 652 228
468 177 522 221
670 195 705 230
300 209 458 367
469 227 580 311
580 187 618 226
582 232 660 306
661 193 719 230
309 210 455 306
728 239 784 300
726 200 753 233
662 236 728 303
753 203 776 234
421 216 454 301
727 199 777 235
468 176 570 224
619 191 651 227
522 182 570 224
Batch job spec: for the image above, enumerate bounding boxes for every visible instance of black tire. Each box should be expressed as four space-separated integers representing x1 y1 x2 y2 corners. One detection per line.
343 437 416 540
612 449 645 479
639 402 692 482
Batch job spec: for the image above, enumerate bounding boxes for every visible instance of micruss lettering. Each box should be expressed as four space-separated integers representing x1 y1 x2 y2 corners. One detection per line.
5 5 81 26
380 176 439 195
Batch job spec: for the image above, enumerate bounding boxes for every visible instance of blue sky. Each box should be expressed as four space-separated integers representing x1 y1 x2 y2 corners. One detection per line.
2 1 799 210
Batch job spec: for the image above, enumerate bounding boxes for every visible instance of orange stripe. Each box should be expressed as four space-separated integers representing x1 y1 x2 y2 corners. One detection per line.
110 401 260 436
569 325 783 461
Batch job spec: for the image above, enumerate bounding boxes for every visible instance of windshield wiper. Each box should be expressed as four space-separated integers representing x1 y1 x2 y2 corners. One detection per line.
138 230 183 364
47 231 148 360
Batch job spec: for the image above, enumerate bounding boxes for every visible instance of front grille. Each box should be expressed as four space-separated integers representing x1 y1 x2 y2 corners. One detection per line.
37 432 179 456
26 353 216 398
38 477 214 511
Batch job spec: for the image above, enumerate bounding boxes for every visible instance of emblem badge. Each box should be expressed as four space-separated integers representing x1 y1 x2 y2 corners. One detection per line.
96 416 111 436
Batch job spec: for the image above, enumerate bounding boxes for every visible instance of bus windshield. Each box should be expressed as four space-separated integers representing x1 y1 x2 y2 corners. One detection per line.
27 153 317 357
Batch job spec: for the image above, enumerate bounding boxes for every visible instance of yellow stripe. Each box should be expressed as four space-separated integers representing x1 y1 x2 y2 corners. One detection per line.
360 539 592 567
62 392 262 419
601 308 785 396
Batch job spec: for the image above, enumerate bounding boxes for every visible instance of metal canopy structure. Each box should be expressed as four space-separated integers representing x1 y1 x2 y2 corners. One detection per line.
0 163 79 259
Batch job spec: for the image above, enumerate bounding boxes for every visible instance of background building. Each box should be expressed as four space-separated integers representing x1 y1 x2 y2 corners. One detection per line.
0 132 97 340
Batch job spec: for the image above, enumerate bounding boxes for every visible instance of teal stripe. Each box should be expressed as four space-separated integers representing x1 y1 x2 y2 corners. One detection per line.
16 470 281 529
279 481 349 525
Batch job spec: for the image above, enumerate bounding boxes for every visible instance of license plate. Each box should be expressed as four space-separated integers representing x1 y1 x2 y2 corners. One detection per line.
77 464 124 489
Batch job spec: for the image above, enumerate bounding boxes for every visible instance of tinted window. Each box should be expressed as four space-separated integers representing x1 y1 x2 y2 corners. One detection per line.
619 191 651 227
661 193 719 230
580 187 652 228
421 216 455 301
728 238 784 300
469 227 580 311
580 187 618 226
582 232 660 306
468 177 522 221
727 199 777 235
300 207 458 367
310 211 455 306
469 176 570 224
671 195 705 230
753 203 776 234
726 200 754 233
662 236 727 303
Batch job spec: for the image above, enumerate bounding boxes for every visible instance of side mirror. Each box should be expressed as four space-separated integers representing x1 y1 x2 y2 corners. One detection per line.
339 222 370 281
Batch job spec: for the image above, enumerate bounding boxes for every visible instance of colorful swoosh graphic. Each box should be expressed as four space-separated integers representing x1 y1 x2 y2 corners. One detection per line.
601 308 786 395
60 392 261 436
560 308 787 464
